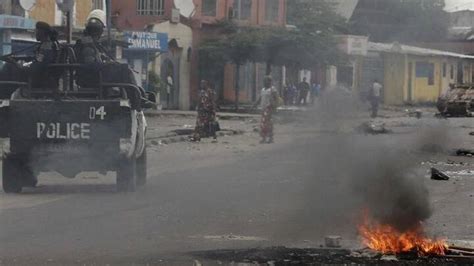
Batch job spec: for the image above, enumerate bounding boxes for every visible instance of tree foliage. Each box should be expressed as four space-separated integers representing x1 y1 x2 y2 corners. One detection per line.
350 0 448 42
198 0 348 97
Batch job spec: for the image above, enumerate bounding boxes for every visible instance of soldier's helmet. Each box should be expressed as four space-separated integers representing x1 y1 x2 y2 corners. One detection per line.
85 9 106 38
86 9 106 27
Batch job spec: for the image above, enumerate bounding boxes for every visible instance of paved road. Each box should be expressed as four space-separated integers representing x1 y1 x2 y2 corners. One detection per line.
0 114 473 265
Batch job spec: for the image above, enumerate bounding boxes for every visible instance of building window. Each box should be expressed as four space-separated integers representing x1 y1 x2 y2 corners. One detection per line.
93 0 104 10
416 62 434 86
450 65 454 79
233 0 252 20
137 0 165 16
442 63 446 77
202 0 217 16
265 0 279 22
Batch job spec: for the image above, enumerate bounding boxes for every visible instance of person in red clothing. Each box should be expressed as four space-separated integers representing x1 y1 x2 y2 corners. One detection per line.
256 76 279 144
192 80 218 141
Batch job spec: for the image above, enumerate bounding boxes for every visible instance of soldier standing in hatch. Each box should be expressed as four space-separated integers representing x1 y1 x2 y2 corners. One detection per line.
32 22 58 66
8 21 58 97
192 80 217 142
30 22 60 88
74 9 108 87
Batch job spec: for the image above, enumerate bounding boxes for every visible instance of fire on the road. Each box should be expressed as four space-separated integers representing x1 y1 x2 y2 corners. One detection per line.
358 212 448 256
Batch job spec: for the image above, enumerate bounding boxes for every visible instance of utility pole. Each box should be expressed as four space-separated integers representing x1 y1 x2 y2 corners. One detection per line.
56 0 75 44
106 0 112 51
66 11 72 43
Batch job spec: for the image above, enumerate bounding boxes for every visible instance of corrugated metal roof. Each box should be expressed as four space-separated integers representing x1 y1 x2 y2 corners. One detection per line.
368 42 474 59
329 0 359 20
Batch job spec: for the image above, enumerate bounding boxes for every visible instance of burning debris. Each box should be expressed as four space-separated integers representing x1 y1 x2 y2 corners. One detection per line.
358 211 447 257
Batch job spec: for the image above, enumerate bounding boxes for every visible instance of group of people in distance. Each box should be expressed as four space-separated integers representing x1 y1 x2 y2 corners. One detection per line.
283 77 321 106
192 77 383 144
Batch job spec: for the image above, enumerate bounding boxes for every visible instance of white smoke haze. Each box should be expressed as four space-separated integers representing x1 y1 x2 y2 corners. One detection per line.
278 88 452 241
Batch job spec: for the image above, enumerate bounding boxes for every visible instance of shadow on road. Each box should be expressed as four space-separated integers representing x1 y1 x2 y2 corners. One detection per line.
20 184 118 195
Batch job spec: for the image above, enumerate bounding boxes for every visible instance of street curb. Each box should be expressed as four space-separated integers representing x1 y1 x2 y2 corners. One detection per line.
147 129 245 146
144 111 258 121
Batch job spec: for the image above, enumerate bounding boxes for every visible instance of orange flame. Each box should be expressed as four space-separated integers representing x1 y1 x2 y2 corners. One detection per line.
358 214 447 256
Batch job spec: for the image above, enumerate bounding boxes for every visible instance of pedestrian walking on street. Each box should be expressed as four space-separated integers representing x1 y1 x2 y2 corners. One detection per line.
310 82 321 104
166 75 173 108
254 76 279 144
283 83 289 105
192 80 218 142
369 79 383 118
298 77 310 105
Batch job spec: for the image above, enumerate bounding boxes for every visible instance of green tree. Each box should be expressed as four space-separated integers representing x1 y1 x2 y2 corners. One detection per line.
198 0 348 107
263 0 347 73
199 26 262 109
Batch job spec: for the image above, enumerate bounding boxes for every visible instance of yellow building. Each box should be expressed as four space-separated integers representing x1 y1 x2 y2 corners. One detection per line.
368 42 474 105
28 0 103 28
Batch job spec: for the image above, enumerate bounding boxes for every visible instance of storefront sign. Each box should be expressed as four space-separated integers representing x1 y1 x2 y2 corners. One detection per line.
124 31 168 52
337 35 368 56
0 15 36 30
171 8 180 24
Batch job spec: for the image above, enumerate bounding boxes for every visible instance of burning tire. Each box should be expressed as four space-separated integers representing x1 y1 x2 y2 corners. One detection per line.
2 158 23 193
136 148 147 187
116 158 137 192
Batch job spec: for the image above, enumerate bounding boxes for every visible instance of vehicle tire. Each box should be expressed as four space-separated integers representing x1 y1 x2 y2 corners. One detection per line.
136 148 147 187
2 158 23 193
22 165 37 188
116 158 137 192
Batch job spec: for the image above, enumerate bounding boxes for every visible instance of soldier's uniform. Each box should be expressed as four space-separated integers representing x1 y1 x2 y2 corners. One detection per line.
74 10 107 88
25 22 58 89
75 35 105 87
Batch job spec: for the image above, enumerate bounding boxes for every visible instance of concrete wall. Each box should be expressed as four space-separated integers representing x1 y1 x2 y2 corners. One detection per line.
153 21 193 110
75 0 93 27
381 54 474 105
29 0 56 25
383 54 405 105
0 1 12 14
29 0 93 27
112 0 174 30
194 0 286 26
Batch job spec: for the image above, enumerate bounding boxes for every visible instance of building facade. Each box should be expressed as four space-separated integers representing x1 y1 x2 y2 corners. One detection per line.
339 38 474 105
110 0 287 109
195 0 287 104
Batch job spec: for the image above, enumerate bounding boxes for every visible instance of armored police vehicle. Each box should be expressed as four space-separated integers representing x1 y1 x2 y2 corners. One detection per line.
0 43 153 193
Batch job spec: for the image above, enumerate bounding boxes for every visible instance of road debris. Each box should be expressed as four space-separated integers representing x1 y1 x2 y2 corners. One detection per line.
325 235 342 248
456 149 474 157
380 254 398 261
406 109 422 119
357 121 391 134
431 168 450 181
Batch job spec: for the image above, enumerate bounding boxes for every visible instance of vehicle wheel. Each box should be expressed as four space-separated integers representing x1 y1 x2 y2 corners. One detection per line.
2 158 23 193
22 166 37 188
136 148 147 187
116 158 137 192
